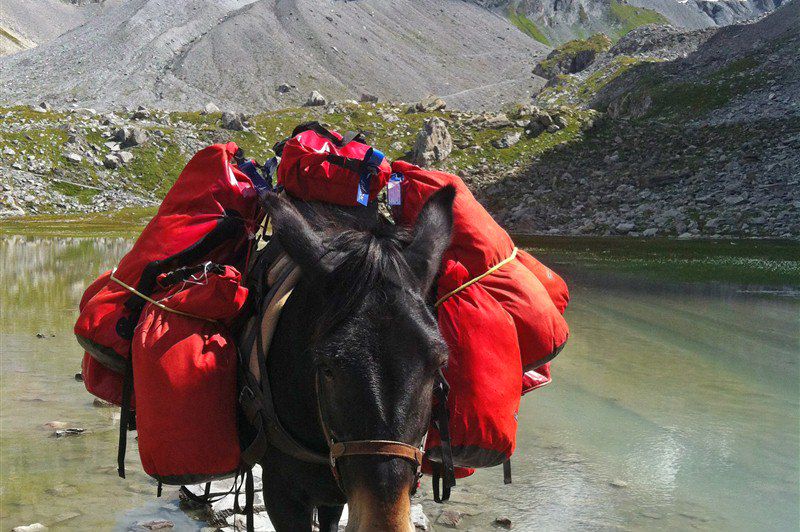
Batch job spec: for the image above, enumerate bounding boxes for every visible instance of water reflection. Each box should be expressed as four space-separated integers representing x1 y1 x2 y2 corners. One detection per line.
1 237 798 531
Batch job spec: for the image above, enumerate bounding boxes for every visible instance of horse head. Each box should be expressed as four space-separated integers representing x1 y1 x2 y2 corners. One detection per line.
266 186 455 531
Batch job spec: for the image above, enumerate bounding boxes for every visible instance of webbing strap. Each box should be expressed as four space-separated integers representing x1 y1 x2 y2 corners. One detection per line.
117 357 134 479
109 270 217 322
434 247 518 308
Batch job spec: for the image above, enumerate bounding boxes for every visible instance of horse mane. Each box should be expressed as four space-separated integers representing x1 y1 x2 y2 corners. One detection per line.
292 201 415 341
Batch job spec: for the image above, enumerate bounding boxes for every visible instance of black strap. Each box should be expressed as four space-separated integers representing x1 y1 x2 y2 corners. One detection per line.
503 459 512 484
245 468 255 532
157 481 162 497
290 121 362 148
117 357 134 479
431 371 455 502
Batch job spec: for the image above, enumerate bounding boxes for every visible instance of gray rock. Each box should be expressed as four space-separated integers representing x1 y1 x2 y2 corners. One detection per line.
202 102 220 115
124 128 148 147
492 131 522 149
132 106 150 120
305 91 327 107
437 509 462 528
103 154 120 169
131 520 174 530
546 124 561 133
494 517 513 529
221 112 244 131
276 83 293 93
610 479 629 488
415 97 447 112
64 153 82 164
411 117 452 166
360 93 379 103
538 112 554 127
615 222 636 233
642 228 658 237
12 524 46 532
116 151 134 164
53 428 87 437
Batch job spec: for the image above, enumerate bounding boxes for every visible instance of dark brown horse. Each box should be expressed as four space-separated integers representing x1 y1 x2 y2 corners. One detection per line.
259 186 455 531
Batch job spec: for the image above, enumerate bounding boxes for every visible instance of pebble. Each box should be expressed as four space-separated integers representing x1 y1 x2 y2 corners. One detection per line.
494 516 513 529
609 479 628 488
437 509 463 528
131 520 174 530
53 428 88 437
12 524 46 532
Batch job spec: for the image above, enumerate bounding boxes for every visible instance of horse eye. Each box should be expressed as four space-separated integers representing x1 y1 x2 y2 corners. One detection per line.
322 367 334 379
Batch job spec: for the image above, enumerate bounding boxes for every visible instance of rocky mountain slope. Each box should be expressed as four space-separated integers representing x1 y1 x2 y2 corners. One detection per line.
0 0 549 112
476 0 784 45
483 1 799 238
0 0 105 56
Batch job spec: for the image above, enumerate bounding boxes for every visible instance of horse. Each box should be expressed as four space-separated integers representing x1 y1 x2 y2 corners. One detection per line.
258 185 456 531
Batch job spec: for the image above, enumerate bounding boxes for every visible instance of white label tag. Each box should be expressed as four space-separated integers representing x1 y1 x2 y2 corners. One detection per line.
388 174 402 206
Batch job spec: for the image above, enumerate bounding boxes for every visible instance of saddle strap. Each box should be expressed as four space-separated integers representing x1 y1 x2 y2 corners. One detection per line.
330 441 423 467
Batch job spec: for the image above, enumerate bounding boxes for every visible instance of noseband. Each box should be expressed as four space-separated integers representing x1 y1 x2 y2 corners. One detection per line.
314 372 425 486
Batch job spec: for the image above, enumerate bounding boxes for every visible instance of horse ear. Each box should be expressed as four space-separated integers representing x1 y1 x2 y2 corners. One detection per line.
403 185 455 294
265 192 330 280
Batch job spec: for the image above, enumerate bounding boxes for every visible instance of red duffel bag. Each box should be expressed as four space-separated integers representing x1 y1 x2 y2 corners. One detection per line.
277 122 391 206
423 260 522 480
391 161 569 371
79 270 133 407
133 264 247 485
75 142 260 373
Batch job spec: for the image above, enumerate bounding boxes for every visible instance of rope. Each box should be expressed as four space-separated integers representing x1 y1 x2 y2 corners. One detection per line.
109 269 217 322
434 247 518 308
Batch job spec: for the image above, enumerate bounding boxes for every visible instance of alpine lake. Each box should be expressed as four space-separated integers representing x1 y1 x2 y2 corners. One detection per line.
1 212 798 531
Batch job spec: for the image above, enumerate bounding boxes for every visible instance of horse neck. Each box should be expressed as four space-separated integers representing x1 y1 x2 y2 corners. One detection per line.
267 278 328 453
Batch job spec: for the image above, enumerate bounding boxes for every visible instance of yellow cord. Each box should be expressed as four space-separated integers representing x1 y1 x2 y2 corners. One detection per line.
434 247 518 308
109 269 217 322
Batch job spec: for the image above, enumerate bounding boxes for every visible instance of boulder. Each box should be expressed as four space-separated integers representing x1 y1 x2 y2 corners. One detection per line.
276 83 293 93
305 91 327 106
360 93 379 103
202 102 220 115
12 524 46 532
411 117 452 166
64 153 82 164
415 96 447 112
492 131 522 149
221 112 244 131
132 106 151 120
116 151 134 164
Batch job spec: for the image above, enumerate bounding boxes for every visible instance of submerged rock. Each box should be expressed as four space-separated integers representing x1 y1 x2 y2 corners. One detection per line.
12 524 46 532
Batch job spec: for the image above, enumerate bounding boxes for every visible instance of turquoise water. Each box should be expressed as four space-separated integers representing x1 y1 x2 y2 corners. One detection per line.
1 236 798 531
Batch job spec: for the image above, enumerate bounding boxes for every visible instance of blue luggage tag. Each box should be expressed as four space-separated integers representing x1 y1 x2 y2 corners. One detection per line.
387 173 403 206
356 148 385 206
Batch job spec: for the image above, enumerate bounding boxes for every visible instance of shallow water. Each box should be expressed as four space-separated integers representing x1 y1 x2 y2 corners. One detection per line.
0 236 797 531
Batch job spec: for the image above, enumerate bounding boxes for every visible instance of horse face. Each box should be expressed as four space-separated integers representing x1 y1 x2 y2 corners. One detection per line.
268 187 455 530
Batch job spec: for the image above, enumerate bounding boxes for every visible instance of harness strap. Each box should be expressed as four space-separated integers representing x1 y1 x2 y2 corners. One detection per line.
117 357 134 479
434 247 518 308
431 371 455 502
109 270 217 322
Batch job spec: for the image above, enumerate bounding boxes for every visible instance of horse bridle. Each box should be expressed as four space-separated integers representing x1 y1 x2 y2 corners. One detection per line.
314 371 425 488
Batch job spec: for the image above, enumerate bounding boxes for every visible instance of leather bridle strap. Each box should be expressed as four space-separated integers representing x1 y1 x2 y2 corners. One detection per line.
315 372 424 485
330 441 423 470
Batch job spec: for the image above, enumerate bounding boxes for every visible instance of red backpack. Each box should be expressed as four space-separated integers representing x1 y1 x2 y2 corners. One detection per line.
277 122 391 206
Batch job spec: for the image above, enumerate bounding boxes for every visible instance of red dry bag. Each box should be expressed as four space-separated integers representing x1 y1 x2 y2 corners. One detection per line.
133 264 248 485
277 122 391 206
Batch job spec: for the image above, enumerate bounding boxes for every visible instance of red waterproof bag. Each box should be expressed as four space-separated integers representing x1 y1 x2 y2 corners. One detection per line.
391 161 569 372
75 142 259 377
423 260 522 478
133 265 248 484
277 122 391 206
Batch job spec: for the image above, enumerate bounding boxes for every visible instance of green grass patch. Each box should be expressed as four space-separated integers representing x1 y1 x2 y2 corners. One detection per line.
120 140 186 196
508 9 550 45
51 180 100 204
0 207 157 237
608 0 668 40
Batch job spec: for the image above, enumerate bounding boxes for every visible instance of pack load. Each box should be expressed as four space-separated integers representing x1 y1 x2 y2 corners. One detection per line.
390 160 570 483
133 263 247 485
74 142 265 483
276 122 391 206
75 142 260 391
